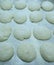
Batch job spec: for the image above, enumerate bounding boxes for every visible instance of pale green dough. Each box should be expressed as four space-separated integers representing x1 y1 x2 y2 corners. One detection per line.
0 0 13 10
15 1 26 10
40 43 54 62
14 13 27 24
33 26 52 40
46 12 54 24
0 11 13 23
0 43 14 61
29 11 43 23
17 42 36 62
28 2 40 11
41 1 54 11
13 26 31 41
0 25 12 42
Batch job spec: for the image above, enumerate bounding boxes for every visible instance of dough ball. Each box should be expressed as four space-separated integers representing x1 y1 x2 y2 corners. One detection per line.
15 1 26 10
41 1 54 11
0 0 13 10
0 43 14 61
29 11 43 23
17 42 36 62
28 2 40 11
13 26 31 41
14 13 27 24
40 43 54 62
46 12 54 24
33 26 52 40
0 11 13 23
0 25 12 42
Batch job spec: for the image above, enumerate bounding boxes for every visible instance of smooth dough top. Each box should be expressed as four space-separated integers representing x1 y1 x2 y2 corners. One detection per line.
46 12 54 24
33 26 52 40
13 26 31 41
0 42 14 61
15 1 26 10
41 1 54 11
29 11 43 23
28 2 40 11
17 42 36 62
40 43 54 62
0 0 13 10
0 25 12 42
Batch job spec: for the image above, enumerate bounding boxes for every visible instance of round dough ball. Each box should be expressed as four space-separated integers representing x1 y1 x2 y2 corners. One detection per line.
15 1 26 10
29 11 43 23
13 26 31 41
0 43 14 61
33 26 52 40
46 12 54 24
14 13 27 24
40 43 54 62
17 42 36 62
28 2 40 11
41 1 54 11
0 25 12 42
0 0 13 10
0 11 13 23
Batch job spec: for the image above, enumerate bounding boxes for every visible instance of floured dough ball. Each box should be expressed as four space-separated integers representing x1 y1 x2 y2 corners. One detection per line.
29 11 43 23
15 1 26 10
0 43 14 62
14 13 27 24
46 12 54 24
0 11 13 23
33 26 52 40
0 25 12 42
13 26 31 41
40 43 54 62
17 42 36 62
28 2 40 11
0 0 13 10
41 1 54 11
